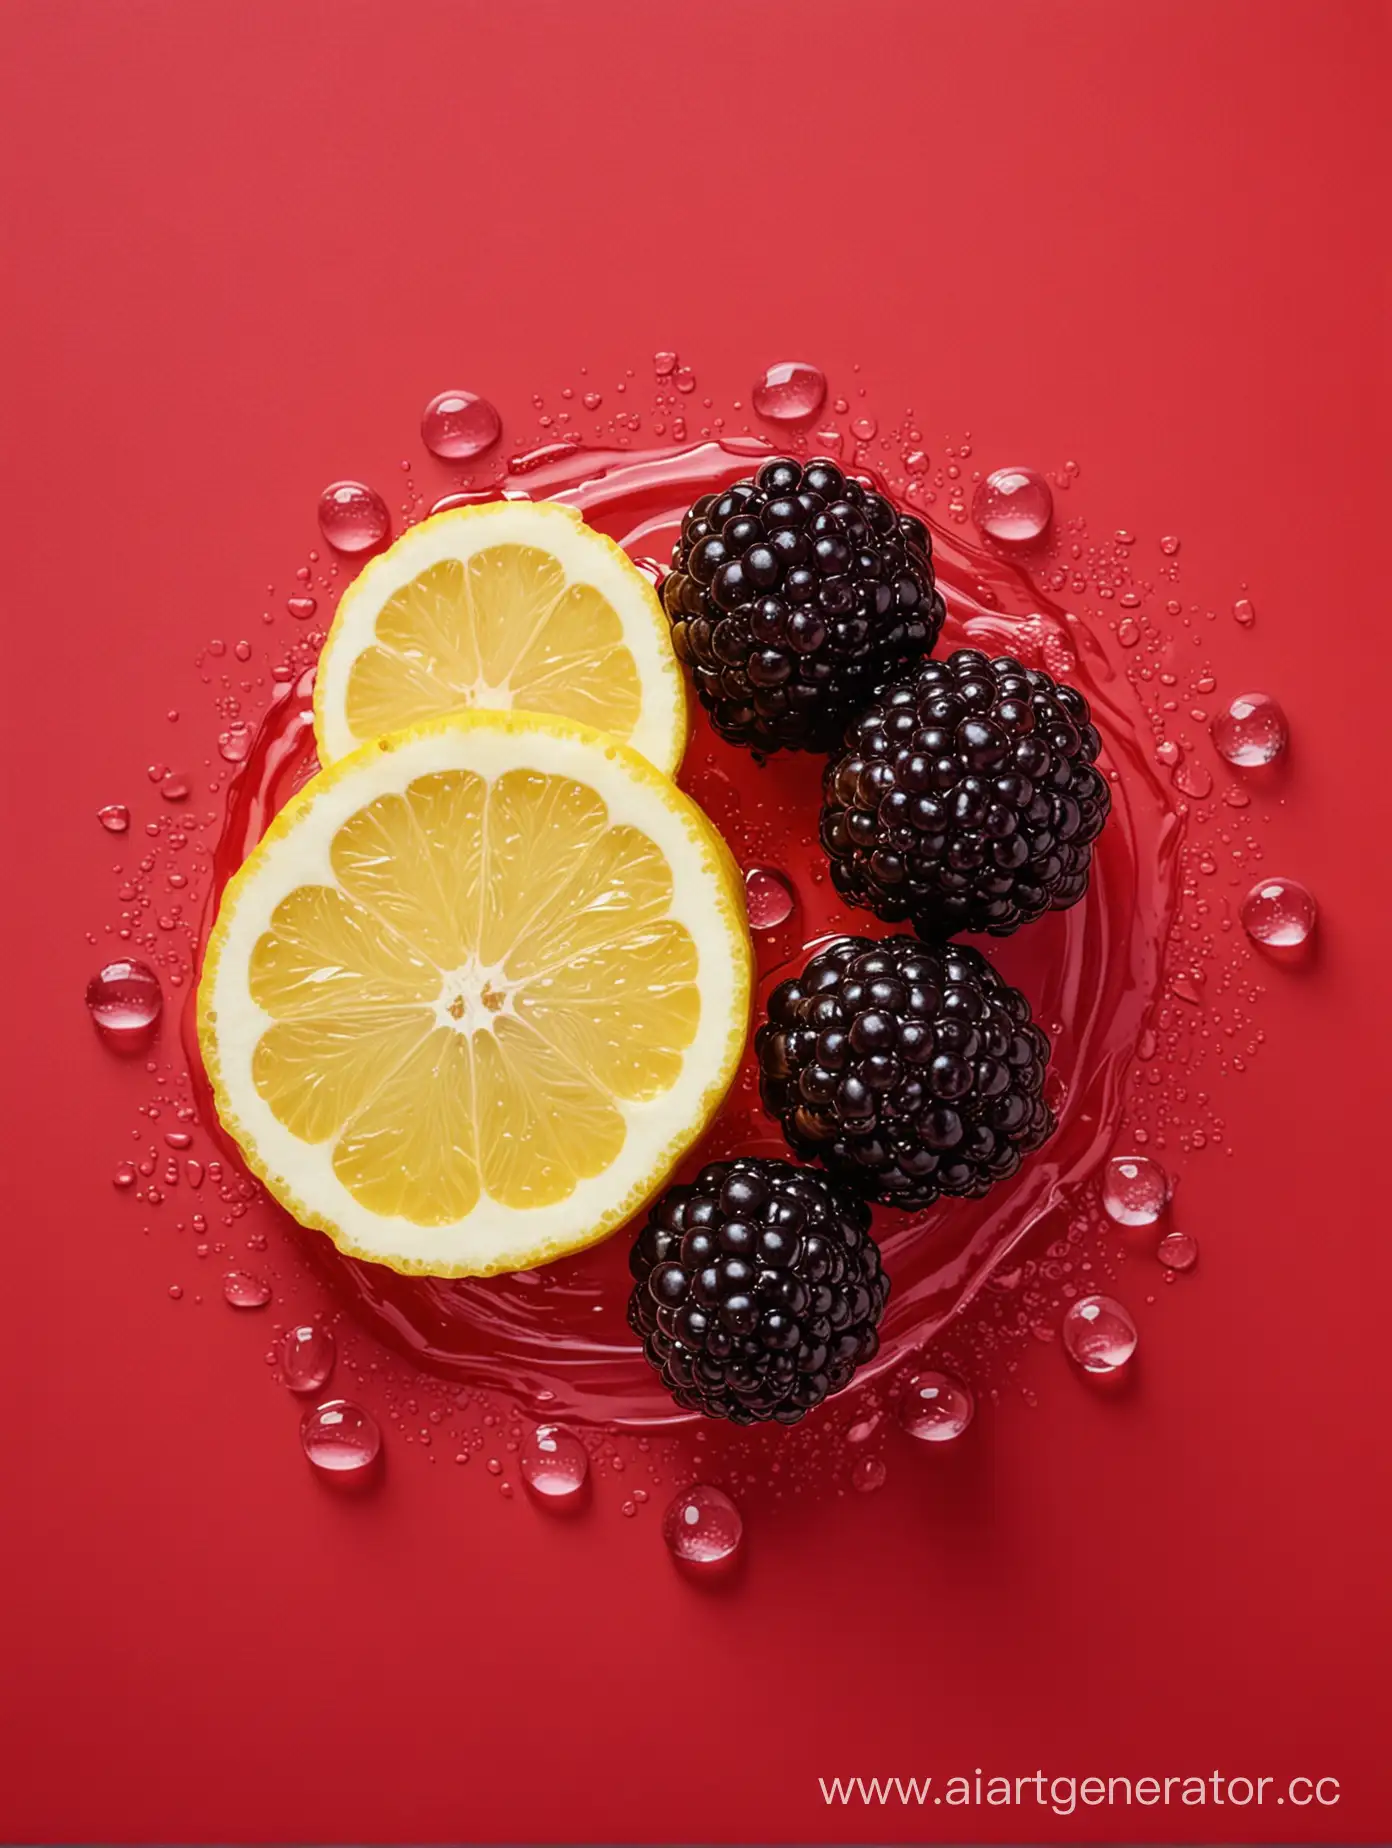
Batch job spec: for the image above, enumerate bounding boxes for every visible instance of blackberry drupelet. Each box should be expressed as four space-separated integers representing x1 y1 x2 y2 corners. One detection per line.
756 935 1054 1209
821 648 1110 936
660 456 944 753
627 1157 889 1423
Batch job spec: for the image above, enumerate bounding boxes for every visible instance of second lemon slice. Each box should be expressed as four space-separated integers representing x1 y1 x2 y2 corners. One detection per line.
313 500 687 774
198 711 750 1277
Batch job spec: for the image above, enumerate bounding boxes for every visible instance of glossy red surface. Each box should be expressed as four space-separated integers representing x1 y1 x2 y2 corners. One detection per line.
1 3 1387 1842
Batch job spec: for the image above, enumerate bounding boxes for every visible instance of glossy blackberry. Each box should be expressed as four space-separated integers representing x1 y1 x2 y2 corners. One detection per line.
660 456 944 753
627 1157 889 1423
821 648 1110 936
756 936 1054 1209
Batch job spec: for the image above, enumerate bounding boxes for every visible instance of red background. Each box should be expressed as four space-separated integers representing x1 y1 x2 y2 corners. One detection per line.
2 2 1388 1842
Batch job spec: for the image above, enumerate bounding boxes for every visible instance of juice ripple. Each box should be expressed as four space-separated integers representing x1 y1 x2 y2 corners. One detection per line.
186 439 1182 1429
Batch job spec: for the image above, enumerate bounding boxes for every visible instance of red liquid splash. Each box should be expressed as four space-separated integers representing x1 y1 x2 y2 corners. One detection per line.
185 439 1181 1428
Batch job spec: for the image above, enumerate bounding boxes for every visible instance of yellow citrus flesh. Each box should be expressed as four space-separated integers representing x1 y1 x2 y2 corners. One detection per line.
199 712 750 1277
313 501 687 776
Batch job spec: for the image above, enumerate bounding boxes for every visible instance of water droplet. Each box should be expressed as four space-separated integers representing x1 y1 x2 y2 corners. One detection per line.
300 1399 381 1479
317 480 390 554
86 959 162 1050
159 771 189 802
286 595 317 620
1157 1231 1199 1272
1160 535 1181 555
1233 596 1256 626
1062 1295 1138 1373
168 1284 183 1301
653 350 678 376
218 722 252 763
421 389 502 461
744 865 795 930
896 1370 974 1442
972 467 1053 545
279 1323 336 1393
662 1484 742 1568
850 413 878 442
1241 877 1316 949
751 361 827 425
1101 1154 1170 1226
113 1162 137 1189
1173 759 1213 800
582 390 602 411
97 804 130 834
1211 691 1288 767
223 1270 271 1309
519 1423 590 1505
1155 739 1181 768
850 1455 886 1493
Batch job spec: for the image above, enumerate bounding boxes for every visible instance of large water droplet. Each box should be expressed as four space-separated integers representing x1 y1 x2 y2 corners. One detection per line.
972 467 1053 545
1241 877 1316 949
744 865 795 930
280 1323 336 1393
896 1369 974 1442
421 389 502 460
1062 1295 1138 1373
751 361 827 425
85 959 162 1050
1211 691 1288 767
1100 1154 1170 1227
222 1270 271 1309
97 803 130 834
317 480 390 554
300 1399 381 1479
519 1423 589 1505
662 1484 742 1568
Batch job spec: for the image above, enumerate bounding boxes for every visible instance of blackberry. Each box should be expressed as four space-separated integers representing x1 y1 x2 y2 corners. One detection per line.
821 648 1110 936
756 935 1054 1209
627 1157 889 1423
660 456 944 753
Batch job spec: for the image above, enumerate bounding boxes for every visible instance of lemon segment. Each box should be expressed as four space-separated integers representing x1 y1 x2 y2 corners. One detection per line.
313 502 687 776
199 712 750 1277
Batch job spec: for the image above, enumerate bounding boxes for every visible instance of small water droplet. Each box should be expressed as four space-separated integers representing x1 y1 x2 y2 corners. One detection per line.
1062 1294 1138 1373
743 865 795 930
519 1423 590 1505
1101 1154 1170 1226
286 595 317 621
1233 596 1256 626
751 361 827 425
850 413 878 442
113 1162 136 1189
223 1270 271 1309
850 1454 886 1493
1160 535 1180 555
317 480 391 554
97 804 130 834
218 722 252 764
1211 691 1288 767
653 350 677 376
159 771 189 803
1155 739 1181 768
86 959 162 1050
421 389 502 460
581 390 602 411
1241 877 1316 949
168 1284 183 1301
662 1484 742 1568
972 466 1053 545
280 1323 336 1392
300 1399 381 1479
1173 759 1213 799
1157 1231 1199 1272
896 1370 975 1442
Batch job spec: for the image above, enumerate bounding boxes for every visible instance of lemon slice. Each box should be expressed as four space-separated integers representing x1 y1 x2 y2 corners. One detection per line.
198 711 751 1277
313 500 687 775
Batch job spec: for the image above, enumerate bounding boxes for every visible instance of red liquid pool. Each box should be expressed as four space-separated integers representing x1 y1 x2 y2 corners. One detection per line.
184 438 1182 1427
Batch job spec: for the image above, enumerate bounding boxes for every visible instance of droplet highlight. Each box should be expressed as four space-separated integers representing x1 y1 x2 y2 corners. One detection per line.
519 1423 590 1505
85 959 162 1050
1212 692 1288 768
751 361 827 426
662 1484 743 1568
1241 877 1316 949
279 1323 337 1393
896 1369 975 1442
317 481 390 554
300 1399 381 1479
972 467 1054 545
421 389 502 461
1062 1295 1138 1373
